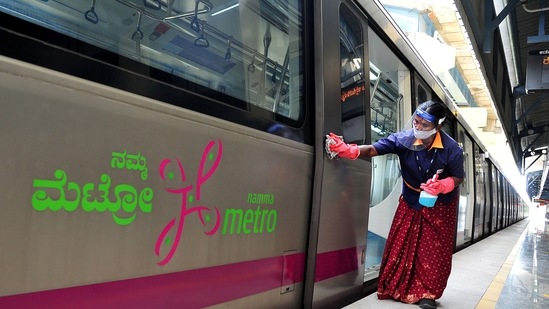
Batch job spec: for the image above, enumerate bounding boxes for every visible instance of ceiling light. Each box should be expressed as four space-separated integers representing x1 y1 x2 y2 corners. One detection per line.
212 4 239 16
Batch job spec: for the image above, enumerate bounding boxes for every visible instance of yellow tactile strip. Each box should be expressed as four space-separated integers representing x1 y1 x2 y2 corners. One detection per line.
474 234 523 309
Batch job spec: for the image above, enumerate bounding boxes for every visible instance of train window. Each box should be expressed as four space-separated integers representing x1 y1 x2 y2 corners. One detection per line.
417 84 428 105
0 0 304 121
414 74 432 108
368 28 402 206
369 31 400 143
339 4 366 144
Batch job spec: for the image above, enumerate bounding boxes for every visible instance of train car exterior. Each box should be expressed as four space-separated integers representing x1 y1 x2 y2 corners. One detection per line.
356 1 529 294
0 0 528 308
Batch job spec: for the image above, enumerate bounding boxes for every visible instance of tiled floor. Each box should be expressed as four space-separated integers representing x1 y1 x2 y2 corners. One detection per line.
494 214 549 309
344 217 544 309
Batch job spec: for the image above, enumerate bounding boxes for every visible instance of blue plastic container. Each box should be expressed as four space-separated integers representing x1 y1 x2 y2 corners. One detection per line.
419 191 437 207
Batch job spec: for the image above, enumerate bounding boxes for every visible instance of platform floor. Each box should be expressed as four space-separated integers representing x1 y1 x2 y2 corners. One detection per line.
344 215 549 309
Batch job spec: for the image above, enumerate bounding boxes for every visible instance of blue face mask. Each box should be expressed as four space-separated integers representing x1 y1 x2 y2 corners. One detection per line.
413 127 437 140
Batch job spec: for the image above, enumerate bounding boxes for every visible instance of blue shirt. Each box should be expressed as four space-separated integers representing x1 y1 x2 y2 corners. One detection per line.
373 130 465 210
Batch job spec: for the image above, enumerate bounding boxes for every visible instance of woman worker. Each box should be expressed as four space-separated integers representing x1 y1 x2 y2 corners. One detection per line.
326 100 464 309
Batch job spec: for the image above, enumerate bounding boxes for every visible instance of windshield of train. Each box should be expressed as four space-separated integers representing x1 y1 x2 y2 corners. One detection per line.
0 0 303 121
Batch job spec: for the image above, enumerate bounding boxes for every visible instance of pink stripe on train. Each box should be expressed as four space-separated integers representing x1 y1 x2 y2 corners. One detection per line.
0 247 363 308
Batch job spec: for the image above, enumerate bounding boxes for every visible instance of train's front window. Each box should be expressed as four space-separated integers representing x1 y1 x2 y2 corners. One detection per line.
0 0 303 121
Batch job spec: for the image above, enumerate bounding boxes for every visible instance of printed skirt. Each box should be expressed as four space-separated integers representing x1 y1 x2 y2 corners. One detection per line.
377 195 459 303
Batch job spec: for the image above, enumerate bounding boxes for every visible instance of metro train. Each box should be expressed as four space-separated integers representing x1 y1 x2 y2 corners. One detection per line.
0 0 528 308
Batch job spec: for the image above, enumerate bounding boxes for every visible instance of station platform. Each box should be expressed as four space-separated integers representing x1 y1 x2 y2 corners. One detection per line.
344 215 549 309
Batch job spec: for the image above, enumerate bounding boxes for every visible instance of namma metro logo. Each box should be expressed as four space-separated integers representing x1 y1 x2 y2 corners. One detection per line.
31 139 278 266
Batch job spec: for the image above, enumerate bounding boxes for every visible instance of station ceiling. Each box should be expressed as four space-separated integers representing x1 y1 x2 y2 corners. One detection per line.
433 0 549 202
471 0 549 201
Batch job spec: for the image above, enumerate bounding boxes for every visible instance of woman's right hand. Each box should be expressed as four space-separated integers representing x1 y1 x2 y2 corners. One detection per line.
326 133 360 160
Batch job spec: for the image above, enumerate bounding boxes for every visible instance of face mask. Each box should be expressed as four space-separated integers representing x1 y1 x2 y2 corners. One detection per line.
413 127 437 139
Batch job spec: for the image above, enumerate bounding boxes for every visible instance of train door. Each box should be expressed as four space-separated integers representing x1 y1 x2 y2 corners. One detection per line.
472 145 486 241
305 1 371 308
497 172 505 230
455 124 475 249
503 180 510 226
490 162 500 233
486 161 494 234
483 157 493 236
363 28 410 287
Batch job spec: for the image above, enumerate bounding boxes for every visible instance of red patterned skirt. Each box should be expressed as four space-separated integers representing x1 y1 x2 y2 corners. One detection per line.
377 195 458 303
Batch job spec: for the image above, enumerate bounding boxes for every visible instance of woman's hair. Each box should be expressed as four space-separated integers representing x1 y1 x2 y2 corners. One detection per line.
418 100 446 125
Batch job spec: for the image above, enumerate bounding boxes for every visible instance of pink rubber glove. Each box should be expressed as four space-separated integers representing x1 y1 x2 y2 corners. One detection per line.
420 177 455 195
327 133 360 160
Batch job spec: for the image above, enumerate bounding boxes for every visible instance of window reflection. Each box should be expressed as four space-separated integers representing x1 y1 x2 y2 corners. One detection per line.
0 0 303 121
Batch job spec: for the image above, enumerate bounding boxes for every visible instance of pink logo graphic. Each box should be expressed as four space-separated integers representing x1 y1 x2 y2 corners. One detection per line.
155 139 223 265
